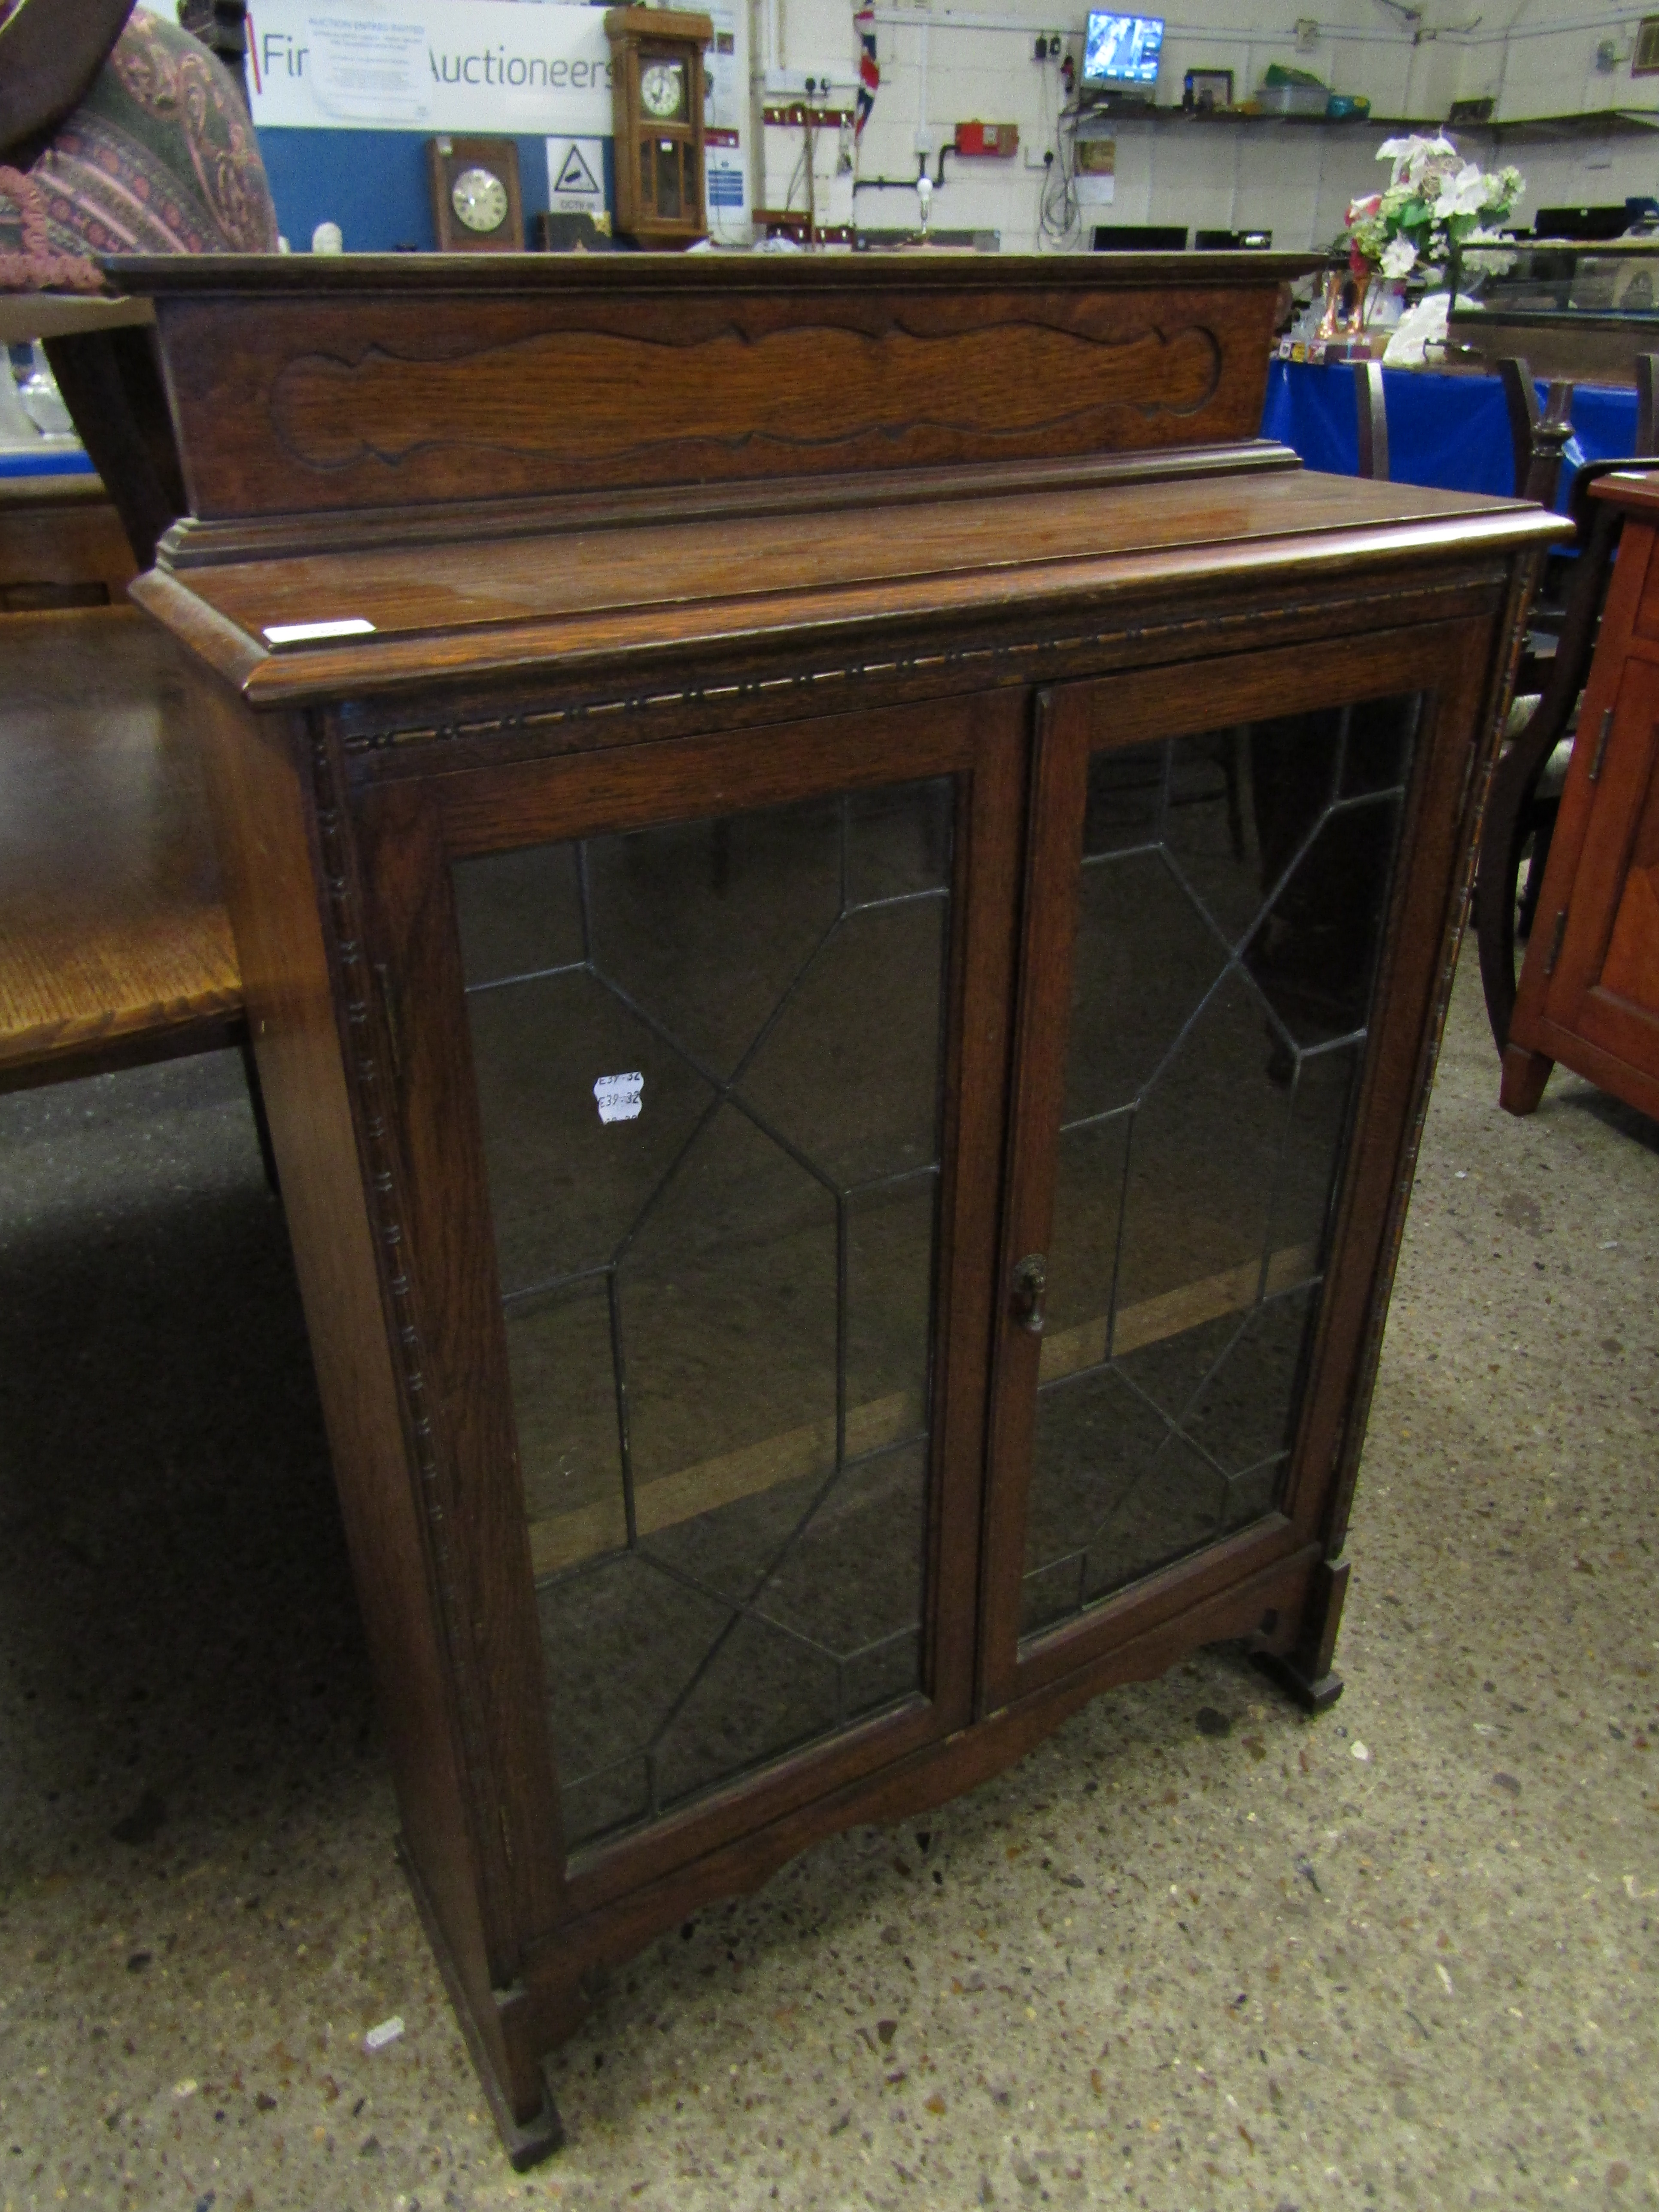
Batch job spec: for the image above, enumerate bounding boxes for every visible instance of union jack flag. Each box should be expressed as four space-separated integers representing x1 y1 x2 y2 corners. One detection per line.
854 4 879 141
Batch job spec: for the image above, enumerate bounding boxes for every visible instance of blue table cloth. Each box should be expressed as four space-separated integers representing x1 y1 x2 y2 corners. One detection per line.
0 447 94 479
1261 359 1640 509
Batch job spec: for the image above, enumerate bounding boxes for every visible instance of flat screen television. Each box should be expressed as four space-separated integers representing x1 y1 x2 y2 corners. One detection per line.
1092 225 1186 251
1532 205 1630 242
1082 13 1164 88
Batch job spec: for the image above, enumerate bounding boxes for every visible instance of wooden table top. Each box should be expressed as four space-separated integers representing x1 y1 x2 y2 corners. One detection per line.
0 295 154 346
0 606 242 1085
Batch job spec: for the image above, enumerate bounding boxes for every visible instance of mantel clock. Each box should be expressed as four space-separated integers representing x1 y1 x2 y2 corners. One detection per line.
426 135 523 254
605 6 713 247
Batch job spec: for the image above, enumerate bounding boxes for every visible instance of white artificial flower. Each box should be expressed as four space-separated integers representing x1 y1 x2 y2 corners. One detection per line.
1434 162 1488 219
1377 133 1453 164
1460 224 1516 276
1377 132 1455 186
1380 235 1418 278
1383 290 1451 366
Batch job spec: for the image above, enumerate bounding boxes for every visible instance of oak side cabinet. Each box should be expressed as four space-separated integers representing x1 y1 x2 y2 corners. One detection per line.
110 252 1558 2162
1504 470 1659 1121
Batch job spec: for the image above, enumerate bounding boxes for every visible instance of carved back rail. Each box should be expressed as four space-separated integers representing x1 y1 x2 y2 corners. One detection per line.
109 252 1319 550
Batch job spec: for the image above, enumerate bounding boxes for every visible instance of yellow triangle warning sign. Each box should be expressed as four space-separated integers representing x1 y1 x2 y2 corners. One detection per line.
554 145 601 198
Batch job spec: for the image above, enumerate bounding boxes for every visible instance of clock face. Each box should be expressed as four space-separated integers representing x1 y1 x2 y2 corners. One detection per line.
639 59 687 121
450 165 509 234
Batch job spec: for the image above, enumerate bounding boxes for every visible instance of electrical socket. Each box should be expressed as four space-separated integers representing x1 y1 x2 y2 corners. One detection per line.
1024 139 1053 168
762 66 854 97
914 123 941 155
1294 17 1319 53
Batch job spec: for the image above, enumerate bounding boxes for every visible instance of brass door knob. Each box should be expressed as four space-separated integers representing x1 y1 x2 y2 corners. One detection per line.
1011 1252 1047 1334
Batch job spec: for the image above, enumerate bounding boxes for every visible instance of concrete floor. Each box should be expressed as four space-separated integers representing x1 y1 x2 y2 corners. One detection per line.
0 942 1655 2212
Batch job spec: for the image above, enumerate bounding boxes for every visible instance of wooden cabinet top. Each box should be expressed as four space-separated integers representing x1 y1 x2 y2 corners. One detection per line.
104 253 1566 714
107 247 1320 297
134 462 1561 708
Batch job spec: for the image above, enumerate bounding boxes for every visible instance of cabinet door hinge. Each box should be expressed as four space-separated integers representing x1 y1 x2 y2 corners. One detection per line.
1542 906 1568 977
1587 706 1614 784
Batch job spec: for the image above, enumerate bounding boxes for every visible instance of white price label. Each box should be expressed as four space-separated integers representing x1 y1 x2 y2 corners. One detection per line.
594 1071 643 1124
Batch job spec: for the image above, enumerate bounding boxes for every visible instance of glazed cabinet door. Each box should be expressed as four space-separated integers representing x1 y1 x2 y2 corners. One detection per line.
350 693 1023 1929
980 623 1496 1709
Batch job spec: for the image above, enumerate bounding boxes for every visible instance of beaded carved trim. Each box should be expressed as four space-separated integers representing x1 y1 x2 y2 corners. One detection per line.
337 580 1479 760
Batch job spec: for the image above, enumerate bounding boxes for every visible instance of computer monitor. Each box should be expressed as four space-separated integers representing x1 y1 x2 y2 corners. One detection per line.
1092 224 1187 251
1194 228 1272 250
1082 14 1164 90
1532 206 1629 241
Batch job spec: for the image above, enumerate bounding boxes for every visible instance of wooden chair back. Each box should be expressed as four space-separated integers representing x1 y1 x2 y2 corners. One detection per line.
175 1 252 108
1636 353 1659 456
1352 359 1389 482
1498 358 1576 504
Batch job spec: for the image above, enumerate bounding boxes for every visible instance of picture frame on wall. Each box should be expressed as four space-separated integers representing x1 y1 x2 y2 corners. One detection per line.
1182 68 1234 112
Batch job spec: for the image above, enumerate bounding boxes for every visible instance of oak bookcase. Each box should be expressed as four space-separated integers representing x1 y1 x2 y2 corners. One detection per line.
108 250 1559 2161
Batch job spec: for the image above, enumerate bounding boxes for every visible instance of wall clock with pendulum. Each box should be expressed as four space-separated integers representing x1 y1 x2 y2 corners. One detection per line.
605 7 713 247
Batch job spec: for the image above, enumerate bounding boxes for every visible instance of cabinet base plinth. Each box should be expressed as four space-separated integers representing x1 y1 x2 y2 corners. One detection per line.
395 1840 567 2169
1252 1648 1346 1712
1252 1553 1349 1713
491 2077 565 2173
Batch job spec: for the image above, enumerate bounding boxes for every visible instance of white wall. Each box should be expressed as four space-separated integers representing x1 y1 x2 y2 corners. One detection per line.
755 0 1659 252
1461 2 1658 124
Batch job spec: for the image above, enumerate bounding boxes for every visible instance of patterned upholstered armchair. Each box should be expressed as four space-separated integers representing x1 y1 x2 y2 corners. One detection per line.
0 0 276 286
0 0 278 559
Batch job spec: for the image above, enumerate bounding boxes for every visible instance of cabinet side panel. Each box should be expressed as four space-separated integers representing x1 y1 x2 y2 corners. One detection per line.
1511 518 1657 1054
351 781 566 1927
183 674 510 2071
1315 589 1532 1562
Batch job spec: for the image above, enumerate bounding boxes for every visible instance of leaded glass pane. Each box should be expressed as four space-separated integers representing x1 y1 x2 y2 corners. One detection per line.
1063 850 1224 1122
1041 1114 1129 1372
846 1174 937 1448
738 895 947 1188
454 841 583 987
846 778 954 905
1020 698 1418 1644
622 1104 839 1497
509 1279 626 1576
462 780 954 1848
467 968 713 1296
584 803 841 1080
